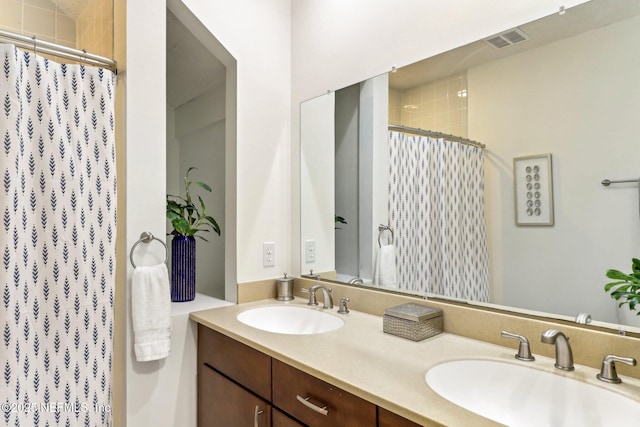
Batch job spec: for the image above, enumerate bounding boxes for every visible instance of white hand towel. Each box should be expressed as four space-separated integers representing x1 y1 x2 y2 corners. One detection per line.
132 263 172 362
374 244 398 288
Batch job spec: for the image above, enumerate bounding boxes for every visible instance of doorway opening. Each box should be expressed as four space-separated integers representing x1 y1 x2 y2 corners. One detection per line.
166 4 237 301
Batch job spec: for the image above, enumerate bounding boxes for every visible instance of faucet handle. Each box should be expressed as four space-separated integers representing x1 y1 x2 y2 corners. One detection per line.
596 355 637 384
337 297 350 314
501 331 535 361
301 288 318 306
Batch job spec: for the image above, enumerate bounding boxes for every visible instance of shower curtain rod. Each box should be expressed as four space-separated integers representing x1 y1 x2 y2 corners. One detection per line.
388 125 486 149
0 29 116 72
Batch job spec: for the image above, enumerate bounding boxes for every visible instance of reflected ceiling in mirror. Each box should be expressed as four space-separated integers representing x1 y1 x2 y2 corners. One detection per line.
300 0 640 332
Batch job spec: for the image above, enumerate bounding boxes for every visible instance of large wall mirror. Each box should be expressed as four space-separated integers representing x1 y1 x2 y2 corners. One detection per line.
300 0 640 331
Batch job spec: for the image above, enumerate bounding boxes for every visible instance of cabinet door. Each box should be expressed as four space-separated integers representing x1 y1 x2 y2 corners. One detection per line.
272 408 304 427
198 325 272 401
272 359 376 427
378 407 423 427
199 365 271 427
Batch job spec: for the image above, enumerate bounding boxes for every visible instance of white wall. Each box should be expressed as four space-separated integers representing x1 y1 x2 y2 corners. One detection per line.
290 0 588 275
173 85 226 299
177 0 292 283
291 0 587 103
468 14 640 323
125 0 291 425
301 93 335 275
125 0 168 425
359 74 389 280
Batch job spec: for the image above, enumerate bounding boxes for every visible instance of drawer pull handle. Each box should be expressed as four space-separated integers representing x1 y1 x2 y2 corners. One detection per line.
296 395 329 416
254 405 264 427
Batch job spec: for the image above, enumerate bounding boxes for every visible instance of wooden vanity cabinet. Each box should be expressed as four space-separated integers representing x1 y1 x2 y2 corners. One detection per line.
272 359 377 426
378 407 423 427
199 366 272 426
272 408 304 427
197 324 271 400
198 325 421 427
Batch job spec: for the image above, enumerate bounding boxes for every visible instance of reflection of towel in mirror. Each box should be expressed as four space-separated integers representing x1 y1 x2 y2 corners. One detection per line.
132 264 172 362
374 244 397 287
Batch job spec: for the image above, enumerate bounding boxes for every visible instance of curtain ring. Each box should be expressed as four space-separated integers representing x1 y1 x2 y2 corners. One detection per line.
32 35 36 57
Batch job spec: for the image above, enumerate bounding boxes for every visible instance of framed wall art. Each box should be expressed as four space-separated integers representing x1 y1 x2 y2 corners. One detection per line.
513 154 554 226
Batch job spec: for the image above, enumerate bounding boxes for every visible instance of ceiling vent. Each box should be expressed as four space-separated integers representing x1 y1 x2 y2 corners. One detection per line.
485 28 530 49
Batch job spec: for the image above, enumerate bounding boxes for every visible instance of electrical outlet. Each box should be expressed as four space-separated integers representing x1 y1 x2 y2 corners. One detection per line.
305 239 316 263
263 242 275 267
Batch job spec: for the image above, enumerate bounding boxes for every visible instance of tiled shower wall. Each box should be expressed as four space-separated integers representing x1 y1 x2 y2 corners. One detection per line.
0 0 76 47
389 71 469 138
0 0 113 59
76 0 113 58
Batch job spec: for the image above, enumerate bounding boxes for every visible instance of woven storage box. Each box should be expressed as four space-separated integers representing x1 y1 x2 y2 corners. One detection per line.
383 303 443 341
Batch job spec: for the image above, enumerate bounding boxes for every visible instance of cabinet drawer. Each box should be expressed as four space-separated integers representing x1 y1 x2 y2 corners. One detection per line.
272 359 376 427
378 407 423 427
199 365 271 427
198 325 272 401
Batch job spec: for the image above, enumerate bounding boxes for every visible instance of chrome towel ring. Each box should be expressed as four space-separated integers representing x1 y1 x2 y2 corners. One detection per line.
129 231 168 268
378 224 394 248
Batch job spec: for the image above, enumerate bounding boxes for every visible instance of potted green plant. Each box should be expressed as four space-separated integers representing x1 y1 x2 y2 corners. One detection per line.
166 167 220 301
604 258 640 317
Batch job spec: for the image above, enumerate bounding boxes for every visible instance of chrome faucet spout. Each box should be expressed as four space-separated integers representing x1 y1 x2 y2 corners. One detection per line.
541 329 574 371
308 285 333 309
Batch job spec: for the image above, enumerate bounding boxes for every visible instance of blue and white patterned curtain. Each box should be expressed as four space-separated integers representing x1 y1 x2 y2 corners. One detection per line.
0 45 116 426
389 131 489 301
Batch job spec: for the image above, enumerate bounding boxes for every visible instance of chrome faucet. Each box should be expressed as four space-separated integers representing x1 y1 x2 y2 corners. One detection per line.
541 329 574 371
304 285 333 309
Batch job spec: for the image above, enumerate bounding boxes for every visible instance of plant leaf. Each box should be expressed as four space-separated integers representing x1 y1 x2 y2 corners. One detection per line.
203 215 221 235
193 181 212 192
606 269 634 281
166 166 221 239
604 281 628 292
166 211 181 221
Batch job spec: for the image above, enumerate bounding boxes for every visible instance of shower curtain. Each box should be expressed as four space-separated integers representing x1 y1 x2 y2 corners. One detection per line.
388 131 489 301
0 45 116 426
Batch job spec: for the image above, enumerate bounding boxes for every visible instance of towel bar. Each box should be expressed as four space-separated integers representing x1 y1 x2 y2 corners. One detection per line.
129 231 168 268
378 224 394 247
601 176 640 219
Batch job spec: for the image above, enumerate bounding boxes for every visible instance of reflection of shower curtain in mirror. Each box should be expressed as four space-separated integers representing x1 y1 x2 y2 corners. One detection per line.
0 45 116 426
388 131 489 300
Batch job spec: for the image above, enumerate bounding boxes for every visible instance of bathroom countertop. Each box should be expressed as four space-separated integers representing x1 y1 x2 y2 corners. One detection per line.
190 298 640 426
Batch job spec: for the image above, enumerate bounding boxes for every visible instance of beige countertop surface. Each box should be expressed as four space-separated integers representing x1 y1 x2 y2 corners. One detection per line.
190 298 640 427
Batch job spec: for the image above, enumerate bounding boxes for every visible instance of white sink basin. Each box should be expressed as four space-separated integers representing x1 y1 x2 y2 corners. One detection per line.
237 305 344 335
426 359 640 427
